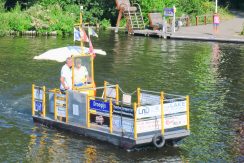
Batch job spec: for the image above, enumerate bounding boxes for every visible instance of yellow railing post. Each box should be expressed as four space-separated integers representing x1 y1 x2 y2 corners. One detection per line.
115 84 119 105
160 92 164 135
104 81 107 101
91 57 94 84
32 84 35 116
87 96 90 128
109 98 113 133
137 88 141 107
72 56 74 90
54 92 57 120
134 102 137 140
66 91 69 123
186 95 190 130
42 86 46 117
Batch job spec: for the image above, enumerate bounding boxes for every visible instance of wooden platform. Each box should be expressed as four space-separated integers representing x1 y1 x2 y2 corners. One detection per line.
132 29 171 38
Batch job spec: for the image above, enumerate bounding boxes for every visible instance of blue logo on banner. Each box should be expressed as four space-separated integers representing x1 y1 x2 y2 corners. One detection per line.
90 100 109 113
35 101 42 112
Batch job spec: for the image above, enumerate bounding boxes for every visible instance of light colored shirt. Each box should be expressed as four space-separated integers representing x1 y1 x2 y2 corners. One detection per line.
74 66 88 84
214 15 220 24
60 64 72 90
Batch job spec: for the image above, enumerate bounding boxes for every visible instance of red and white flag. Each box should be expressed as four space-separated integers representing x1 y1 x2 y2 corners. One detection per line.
80 29 89 42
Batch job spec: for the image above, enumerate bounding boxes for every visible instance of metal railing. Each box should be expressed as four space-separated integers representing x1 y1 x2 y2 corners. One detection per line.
32 82 190 140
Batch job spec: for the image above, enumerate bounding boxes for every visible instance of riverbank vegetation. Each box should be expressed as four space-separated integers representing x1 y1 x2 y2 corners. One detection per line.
0 0 233 36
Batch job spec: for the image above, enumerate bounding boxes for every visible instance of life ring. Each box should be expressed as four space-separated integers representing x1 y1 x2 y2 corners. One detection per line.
152 133 165 148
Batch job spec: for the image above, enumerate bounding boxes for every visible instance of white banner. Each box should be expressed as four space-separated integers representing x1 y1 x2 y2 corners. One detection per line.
136 101 187 118
137 119 161 133
164 114 187 129
164 101 187 115
136 114 187 133
136 104 161 119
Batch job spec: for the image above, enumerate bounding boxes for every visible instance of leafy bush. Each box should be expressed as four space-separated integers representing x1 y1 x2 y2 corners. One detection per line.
100 19 111 29
242 26 244 35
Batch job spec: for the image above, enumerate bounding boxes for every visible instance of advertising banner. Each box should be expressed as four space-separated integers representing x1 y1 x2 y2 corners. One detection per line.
164 114 187 129
136 101 187 118
136 104 161 119
137 118 161 133
164 100 186 115
136 114 187 133
90 100 110 113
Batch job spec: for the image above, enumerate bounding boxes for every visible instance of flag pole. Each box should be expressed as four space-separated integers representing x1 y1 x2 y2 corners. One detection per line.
80 6 84 55
88 25 91 50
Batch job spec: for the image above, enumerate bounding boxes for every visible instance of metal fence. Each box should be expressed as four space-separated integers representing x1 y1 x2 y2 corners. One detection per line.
32 82 190 140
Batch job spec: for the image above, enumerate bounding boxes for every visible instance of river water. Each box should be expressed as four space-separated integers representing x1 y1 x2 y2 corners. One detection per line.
0 31 243 162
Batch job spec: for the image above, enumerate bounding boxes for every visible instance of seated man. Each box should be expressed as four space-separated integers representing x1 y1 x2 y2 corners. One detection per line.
74 58 88 87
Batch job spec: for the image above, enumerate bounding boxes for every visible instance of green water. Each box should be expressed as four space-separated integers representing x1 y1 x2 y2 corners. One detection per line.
0 31 243 162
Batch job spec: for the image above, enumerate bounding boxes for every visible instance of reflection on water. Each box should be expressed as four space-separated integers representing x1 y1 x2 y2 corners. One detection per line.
0 32 243 162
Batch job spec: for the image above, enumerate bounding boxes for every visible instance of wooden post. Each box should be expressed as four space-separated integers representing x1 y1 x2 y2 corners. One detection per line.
186 17 190 26
196 16 198 26
204 15 207 25
134 102 137 140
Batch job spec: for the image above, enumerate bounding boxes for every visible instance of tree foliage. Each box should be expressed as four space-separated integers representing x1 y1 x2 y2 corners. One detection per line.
0 0 237 36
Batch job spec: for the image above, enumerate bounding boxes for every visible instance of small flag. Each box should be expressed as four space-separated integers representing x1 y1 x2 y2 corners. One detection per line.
88 27 98 37
89 40 94 54
74 27 81 41
74 27 89 42
80 29 90 42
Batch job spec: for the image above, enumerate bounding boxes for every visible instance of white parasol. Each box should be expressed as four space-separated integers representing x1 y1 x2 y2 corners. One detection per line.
33 46 106 62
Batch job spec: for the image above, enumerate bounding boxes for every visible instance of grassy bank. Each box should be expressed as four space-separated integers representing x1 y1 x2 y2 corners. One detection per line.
0 0 232 36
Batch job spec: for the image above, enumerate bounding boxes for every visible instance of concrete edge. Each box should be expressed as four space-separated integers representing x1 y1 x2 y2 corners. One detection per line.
170 35 244 44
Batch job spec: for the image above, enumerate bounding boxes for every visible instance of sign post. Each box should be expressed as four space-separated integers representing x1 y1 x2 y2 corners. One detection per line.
173 5 176 33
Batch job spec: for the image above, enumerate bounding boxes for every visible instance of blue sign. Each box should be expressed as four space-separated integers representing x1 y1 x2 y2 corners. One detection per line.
35 101 42 112
90 100 109 113
164 8 174 16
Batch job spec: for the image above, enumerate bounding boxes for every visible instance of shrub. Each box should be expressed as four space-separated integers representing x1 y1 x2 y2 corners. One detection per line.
100 19 111 29
241 26 244 35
